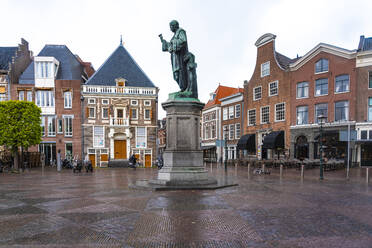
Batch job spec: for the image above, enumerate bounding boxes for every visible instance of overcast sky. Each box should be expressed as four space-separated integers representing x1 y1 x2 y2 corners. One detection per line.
2 0 372 118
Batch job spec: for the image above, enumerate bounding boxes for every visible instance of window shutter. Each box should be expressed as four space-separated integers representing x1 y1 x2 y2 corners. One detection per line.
86 107 89 118
150 110 152 119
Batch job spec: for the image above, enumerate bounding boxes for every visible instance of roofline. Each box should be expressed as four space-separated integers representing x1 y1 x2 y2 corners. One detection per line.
289 43 356 71
219 92 243 102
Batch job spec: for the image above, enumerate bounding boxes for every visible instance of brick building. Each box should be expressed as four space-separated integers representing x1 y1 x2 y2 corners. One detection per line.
355 35 372 165
220 90 243 161
0 39 32 101
201 85 242 162
243 33 296 159
157 118 166 155
15 45 93 165
289 43 357 160
82 42 158 167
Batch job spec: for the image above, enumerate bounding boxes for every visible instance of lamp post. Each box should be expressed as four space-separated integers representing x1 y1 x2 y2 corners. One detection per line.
224 125 228 172
318 114 327 180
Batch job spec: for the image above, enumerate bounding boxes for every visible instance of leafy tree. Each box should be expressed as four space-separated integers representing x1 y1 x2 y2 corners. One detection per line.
0 100 42 170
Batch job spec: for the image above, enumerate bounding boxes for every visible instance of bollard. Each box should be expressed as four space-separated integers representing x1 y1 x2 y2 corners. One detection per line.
262 163 265 173
367 168 369 184
301 164 304 179
280 164 283 178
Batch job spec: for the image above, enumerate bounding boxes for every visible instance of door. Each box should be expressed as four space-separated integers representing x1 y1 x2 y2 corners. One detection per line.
114 140 127 159
89 154 96 167
145 154 151 167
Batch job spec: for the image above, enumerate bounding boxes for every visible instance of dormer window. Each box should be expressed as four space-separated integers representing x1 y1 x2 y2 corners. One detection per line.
115 78 126 87
34 57 59 80
315 58 328 73
209 93 216 100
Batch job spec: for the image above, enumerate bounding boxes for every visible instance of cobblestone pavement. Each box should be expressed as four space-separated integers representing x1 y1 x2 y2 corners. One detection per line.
0 164 372 248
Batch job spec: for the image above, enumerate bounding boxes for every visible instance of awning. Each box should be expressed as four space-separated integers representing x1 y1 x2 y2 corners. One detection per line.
201 145 216 150
237 134 256 151
262 131 284 149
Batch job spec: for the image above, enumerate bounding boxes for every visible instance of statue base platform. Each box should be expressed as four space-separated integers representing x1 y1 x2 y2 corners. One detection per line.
131 99 238 191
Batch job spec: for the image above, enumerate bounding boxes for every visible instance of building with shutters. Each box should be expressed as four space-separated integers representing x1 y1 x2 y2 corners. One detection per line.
14 44 94 164
82 41 158 167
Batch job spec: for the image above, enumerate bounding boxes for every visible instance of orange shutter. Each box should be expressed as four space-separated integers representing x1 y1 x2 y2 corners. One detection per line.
86 107 89 118
150 109 152 119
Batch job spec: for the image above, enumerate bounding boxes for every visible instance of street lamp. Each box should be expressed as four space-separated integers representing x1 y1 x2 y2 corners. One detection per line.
224 125 228 172
318 114 327 180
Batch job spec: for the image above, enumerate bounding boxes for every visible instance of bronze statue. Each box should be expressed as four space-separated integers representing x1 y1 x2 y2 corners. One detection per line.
159 20 198 99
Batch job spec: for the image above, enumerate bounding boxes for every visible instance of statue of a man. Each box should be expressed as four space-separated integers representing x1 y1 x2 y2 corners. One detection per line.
159 20 189 92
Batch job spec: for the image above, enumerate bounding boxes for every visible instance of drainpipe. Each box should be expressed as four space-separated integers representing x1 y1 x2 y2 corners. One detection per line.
81 94 84 160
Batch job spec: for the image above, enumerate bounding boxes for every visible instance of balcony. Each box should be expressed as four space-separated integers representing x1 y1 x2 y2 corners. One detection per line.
110 117 129 127
83 85 156 95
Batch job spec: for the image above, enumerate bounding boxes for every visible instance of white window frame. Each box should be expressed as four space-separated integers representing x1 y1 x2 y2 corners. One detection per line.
57 119 63 134
102 107 109 119
235 104 241 118
261 61 270 77
297 82 309 99
144 109 151 120
131 100 138 106
88 107 96 119
334 100 349 122
253 86 262 101
64 115 73 137
334 74 350 94
260 106 270 124
102 99 109 105
235 123 241 139
248 109 256 126
131 108 138 120
269 81 278 97
18 90 25 101
223 125 228 140
47 116 56 136
229 124 234 140
88 98 96 104
315 78 328 97
41 116 46 136
64 91 72 109
229 106 234 119
315 58 329 74
136 127 147 148
26 91 32 102
144 100 151 106
93 126 105 148
223 107 228 120
275 102 285 122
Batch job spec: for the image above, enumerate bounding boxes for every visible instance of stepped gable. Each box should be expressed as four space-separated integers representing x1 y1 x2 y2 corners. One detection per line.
85 44 155 87
19 45 83 84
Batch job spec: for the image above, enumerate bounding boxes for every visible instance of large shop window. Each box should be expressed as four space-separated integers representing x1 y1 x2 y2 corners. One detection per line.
136 127 146 148
335 101 349 121
297 106 308 125
93 126 105 147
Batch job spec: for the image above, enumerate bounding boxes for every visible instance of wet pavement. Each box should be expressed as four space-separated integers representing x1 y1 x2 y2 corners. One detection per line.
0 164 372 247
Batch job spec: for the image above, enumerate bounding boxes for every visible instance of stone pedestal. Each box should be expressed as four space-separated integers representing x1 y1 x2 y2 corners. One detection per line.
133 98 237 190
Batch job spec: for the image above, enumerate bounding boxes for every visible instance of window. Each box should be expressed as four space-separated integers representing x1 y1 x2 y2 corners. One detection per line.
248 109 256 126
144 109 151 120
297 82 309 98
36 91 54 107
254 86 262 101
131 100 138 106
297 106 308 125
315 58 328 73
136 127 146 148
223 108 228 120
88 107 95 118
369 98 372 121
211 111 216 120
64 91 72 108
369 72 372 89
36 62 53 78
235 104 241 118
269 81 278 96
369 130 372 139
93 126 104 147
48 116 56 136
223 125 228 140
144 100 151 106
26 91 32 101
275 103 285 121
361 130 368 140
335 74 350 93
315 78 328 96
41 116 45 136
102 99 109 105
205 125 210 139
211 123 216 138
313 104 328 124
261 106 269 124
229 106 234 119
229 124 234 140
335 101 349 121
57 119 63 133
235 123 241 139
131 109 138 119
18 91 25 101
102 108 109 119
64 116 73 136
88 98 96 104
261 61 270 77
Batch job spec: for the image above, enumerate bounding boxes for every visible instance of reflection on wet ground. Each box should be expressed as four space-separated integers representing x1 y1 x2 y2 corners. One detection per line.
0 164 371 247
